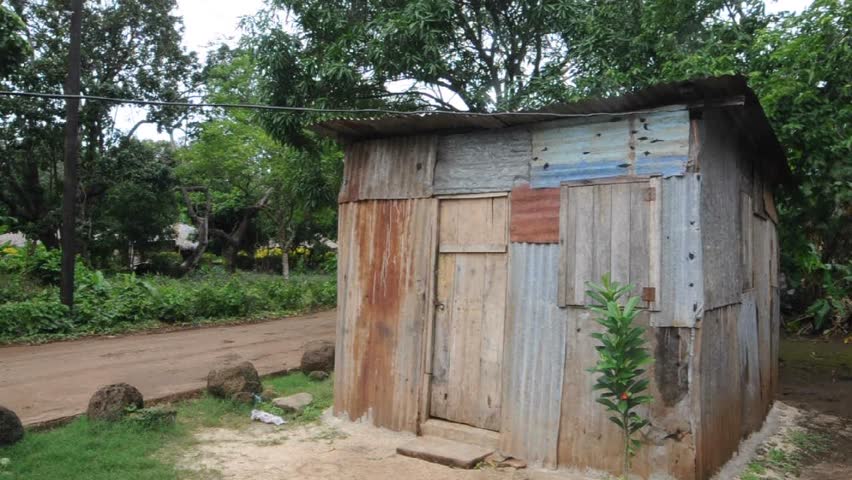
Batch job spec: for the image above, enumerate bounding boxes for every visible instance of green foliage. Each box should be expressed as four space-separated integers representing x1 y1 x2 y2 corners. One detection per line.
0 416 182 480
0 4 29 77
0 255 337 343
586 275 652 478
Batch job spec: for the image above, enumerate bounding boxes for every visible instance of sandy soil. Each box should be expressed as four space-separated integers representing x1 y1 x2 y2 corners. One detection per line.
179 412 601 480
0 310 335 426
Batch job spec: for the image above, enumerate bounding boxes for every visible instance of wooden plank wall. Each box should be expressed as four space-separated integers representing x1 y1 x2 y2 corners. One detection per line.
558 308 697 479
693 108 781 479
338 135 437 202
501 243 566 468
557 178 660 309
334 199 437 432
434 129 530 194
430 196 508 431
698 110 743 309
530 109 690 188
652 174 704 328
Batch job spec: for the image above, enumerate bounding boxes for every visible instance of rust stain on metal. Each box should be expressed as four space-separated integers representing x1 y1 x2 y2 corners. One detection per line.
642 287 656 302
509 182 560 243
627 116 637 176
338 135 437 203
335 199 437 432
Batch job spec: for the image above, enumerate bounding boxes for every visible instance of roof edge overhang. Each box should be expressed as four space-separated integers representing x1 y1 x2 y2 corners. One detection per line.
311 75 792 186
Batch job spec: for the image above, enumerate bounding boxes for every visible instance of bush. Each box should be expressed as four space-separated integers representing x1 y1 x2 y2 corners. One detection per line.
0 264 336 343
145 251 184 277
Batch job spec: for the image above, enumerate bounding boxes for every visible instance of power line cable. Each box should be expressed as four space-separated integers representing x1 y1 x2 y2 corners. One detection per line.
0 90 695 118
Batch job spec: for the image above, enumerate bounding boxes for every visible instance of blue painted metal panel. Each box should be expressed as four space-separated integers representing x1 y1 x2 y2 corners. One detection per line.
530 109 690 188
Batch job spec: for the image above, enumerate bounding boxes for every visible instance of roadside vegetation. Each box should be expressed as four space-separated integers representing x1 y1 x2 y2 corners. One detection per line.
0 245 335 344
0 372 334 480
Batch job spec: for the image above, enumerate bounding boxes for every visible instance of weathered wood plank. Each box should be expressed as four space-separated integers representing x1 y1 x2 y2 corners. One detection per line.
651 174 704 327
339 136 437 202
699 110 743 308
434 129 531 194
741 192 754 291
439 244 507 254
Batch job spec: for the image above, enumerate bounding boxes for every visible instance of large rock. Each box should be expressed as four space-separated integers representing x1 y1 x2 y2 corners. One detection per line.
87 383 144 421
272 392 313 414
206 361 262 400
0 406 24 446
300 340 335 373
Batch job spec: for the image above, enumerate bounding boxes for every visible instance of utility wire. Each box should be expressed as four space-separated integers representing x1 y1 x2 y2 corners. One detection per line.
0 90 695 118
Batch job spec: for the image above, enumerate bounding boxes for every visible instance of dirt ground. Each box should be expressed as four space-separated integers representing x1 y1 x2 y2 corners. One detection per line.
180 412 601 480
179 336 852 480
0 310 335 426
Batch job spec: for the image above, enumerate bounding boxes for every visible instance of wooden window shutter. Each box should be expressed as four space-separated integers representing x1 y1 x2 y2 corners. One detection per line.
558 178 661 309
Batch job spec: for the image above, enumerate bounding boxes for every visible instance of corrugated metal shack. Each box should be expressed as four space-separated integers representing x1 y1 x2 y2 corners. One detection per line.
315 75 788 480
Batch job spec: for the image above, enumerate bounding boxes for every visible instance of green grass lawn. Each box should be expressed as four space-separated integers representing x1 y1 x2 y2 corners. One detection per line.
0 372 333 480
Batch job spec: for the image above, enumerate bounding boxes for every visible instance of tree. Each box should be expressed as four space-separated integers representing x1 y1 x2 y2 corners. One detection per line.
0 0 196 256
177 45 340 274
0 3 30 77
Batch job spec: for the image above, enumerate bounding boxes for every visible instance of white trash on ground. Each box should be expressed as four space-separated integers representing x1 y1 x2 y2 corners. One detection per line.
250 409 286 426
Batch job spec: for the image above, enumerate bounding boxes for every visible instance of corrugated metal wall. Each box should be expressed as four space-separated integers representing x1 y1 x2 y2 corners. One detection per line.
434 129 530 194
530 109 690 188
501 243 566 468
335 199 437 432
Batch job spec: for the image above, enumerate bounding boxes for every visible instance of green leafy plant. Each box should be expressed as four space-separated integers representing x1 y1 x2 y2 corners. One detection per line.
586 275 653 479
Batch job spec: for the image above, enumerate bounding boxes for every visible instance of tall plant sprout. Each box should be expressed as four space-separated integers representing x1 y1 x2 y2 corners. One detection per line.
586 274 653 479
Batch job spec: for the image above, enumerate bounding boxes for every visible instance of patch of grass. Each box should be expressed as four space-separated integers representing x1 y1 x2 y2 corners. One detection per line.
0 417 184 480
263 372 334 424
0 372 335 480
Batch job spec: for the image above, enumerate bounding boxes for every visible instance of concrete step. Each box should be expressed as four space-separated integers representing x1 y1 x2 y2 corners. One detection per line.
420 419 500 449
397 436 494 469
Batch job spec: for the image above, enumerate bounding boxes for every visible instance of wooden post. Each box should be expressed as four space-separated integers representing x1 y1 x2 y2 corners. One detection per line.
60 0 84 308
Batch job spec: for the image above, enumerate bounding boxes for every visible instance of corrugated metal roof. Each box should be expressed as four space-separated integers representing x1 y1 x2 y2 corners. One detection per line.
311 75 791 185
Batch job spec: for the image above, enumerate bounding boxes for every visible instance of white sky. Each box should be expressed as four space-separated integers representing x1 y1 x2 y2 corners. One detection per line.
119 0 813 140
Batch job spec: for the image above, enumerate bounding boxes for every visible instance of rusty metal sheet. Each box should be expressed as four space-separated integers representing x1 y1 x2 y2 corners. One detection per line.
530 109 689 188
338 135 437 203
434 129 530 194
509 183 560 243
500 243 566 468
334 198 437 432
558 307 697 479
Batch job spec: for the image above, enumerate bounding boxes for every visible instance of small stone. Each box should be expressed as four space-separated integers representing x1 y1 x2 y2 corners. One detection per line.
300 340 334 373
260 389 277 402
499 457 527 469
0 406 24 446
272 392 313 414
87 383 144 421
206 361 262 399
231 391 256 404
308 370 330 381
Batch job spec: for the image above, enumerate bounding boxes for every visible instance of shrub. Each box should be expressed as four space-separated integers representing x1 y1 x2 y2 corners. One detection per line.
0 297 71 338
146 251 184 277
587 275 652 479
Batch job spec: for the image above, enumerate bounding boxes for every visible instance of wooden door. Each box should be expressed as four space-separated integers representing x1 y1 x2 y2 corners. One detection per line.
429 195 508 431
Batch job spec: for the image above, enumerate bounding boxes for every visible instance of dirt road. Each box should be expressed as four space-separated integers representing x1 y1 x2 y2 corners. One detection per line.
0 310 336 426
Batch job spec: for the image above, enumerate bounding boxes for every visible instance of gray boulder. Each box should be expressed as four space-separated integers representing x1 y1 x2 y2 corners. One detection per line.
272 392 313 414
0 406 24 446
206 361 262 400
87 383 144 421
300 340 335 373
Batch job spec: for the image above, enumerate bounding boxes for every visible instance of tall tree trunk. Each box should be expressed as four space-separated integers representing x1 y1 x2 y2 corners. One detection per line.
178 186 211 275
60 0 84 308
282 251 289 279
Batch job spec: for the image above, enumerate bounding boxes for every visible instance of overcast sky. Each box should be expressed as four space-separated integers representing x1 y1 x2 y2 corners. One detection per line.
120 0 814 140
